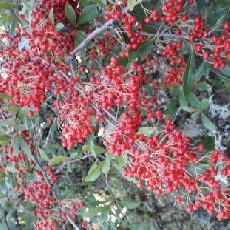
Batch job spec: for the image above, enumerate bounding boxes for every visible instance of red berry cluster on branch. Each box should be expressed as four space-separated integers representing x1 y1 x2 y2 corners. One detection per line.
119 118 230 220
56 93 95 149
0 0 78 110
1 135 57 229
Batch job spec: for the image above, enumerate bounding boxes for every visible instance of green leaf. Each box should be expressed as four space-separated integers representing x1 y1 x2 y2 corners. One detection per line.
129 39 153 62
138 40 152 58
165 101 178 118
0 170 6 179
183 50 195 96
179 89 188 107
0 134 11 145
0 15 17 24
188 93 200 109
17 108 28 120
82 137 106 155
49 155 67 165
181 105 198 113
216 0 230 6
101 153 113 174
89 135 96 156
201 112 216 131
215 67 230 78
12 137 20 156
205 6 229 27
8 104 20 113
85 163 101 182
200 99 209 110
94 145 106 153
202 136 215 151
137 127 157 136
0 93 13 100
74 31 86 47
196 82 210 91
95 0 106 7
79 0 90 6
203 62 211 76
65 4 77 24
223 77 230 89
20 138 33 158
130 2 153 22
121 199 141 209
119 57 129 67
0 2 15 9
48 8 55 25
127 0 136 11
78 5 98 24
129 50 139 62
192 62 210 81
191 111 200 120
39 148 49 162
70 151 79 158
114 156 125 173
55 22 65 31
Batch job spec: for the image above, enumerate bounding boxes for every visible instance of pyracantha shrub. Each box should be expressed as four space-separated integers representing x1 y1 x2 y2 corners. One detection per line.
0 0 229 229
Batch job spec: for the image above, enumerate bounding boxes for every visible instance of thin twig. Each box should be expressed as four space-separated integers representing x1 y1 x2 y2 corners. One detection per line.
44 119 56 148
56 154 94 173
69 0 145 72
67 215 79 230
173 106 182 123
69 19 114 71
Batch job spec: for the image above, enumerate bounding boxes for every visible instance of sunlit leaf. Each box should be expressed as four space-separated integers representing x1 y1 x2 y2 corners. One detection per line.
49 155 67 165
55 22 65 31
101 153 113 174
0 93 13 100
85 163 101 182
127 0 136 11
0 2 15 9
137 127 157 136
0 134 11 145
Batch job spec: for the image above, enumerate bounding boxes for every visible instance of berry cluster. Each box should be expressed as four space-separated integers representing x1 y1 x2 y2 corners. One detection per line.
56 93 95 149
119 118 230 220
142 0 230 69
1 135 57 229
0 0 77 110
0 0 229 227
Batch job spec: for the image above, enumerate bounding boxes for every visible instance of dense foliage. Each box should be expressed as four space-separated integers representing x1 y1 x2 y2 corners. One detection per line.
0 0 229 229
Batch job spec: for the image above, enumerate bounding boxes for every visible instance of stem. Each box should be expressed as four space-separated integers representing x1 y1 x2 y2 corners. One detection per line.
69 0 145 72
69 19 114 71
12 209 22 230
